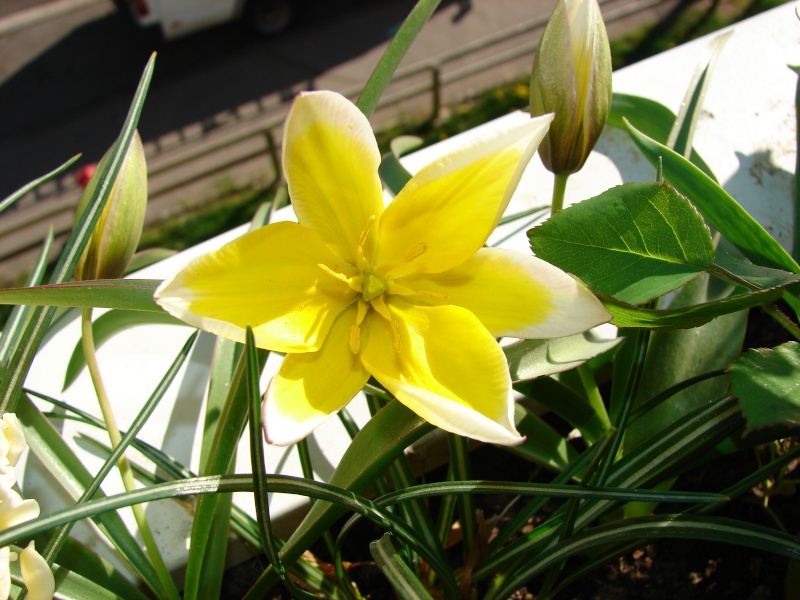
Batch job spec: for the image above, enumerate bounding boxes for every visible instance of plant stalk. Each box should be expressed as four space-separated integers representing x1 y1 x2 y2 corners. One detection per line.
80 308 181 600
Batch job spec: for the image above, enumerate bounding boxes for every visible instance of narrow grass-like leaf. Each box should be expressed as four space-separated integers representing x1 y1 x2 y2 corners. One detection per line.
63 310 184 389
16 394 164 596
11 561 123 600
448 434 477 564
42 332 197 577
371 534 435 600
0 229 53 366
0 54 156 415
35 536 151 600
0 279 163 312
183 346 267 600
624 119 800 275
728 342 800 430
491 515 800 599
0 475 725 551
600 286 783 329
0 155 80 215
529 182 714 304
667 31 733 157
380 136 423 196
511 405 580 471
476 396 743 585
244 401 433 597
608 94 715 178
357 0 440 117
505 332 622 382
124 248 178 274
515 378 607 445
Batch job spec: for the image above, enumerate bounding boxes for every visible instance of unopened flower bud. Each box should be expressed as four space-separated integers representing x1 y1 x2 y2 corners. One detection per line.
74 131 147 280
530 0 612 174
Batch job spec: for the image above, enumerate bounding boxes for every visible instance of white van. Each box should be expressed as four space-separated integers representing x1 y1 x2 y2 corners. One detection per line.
114 0 294 40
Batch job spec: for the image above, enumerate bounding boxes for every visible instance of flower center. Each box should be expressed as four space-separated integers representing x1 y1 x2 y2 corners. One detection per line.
361 270 387 302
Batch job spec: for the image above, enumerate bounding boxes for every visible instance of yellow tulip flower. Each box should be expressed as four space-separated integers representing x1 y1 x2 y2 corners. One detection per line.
156 91 610 446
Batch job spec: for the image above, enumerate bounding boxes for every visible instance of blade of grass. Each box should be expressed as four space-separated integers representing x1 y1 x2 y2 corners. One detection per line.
0 155 80 215
0 228 54 366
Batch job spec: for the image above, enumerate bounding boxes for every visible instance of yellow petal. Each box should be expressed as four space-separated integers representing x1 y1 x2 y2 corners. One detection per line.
263 304 370 446
360 299 522 445
156 222 358 353
19 542 54 600
402 247 611 337
283 91 385 263
373 114 553 278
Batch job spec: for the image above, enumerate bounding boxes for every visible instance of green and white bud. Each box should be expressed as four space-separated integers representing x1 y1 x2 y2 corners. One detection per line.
530 0 612 174
74 131 147 281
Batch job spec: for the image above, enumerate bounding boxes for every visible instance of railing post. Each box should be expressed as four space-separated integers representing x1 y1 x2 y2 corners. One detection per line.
264 128 282 187
431 65 442 122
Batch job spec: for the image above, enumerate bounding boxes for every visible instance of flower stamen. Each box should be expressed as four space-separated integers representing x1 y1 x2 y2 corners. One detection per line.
402 242 428 263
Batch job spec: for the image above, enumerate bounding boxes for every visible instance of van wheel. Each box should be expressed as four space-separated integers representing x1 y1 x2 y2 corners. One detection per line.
247 0 293 36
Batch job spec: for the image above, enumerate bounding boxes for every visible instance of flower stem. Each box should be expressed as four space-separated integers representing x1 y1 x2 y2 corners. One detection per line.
577 363 611 431
80 308 181 600
762 303 800 342
550 172 570 216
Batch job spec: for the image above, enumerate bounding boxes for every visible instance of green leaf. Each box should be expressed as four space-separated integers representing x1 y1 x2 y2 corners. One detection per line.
515 377 608 444
0 155 80 216
16 395 165 596
512 405 581 471
608 94 715 179
667 31 733 159
244 401 433 597
529 182 714 304
490 514 800 599
728 342 800 431
0 228 54 367
63 309 184 389
715 250 800 290
36 536 151 600
624 119 800 275
600 286 783 330
380 136 423 197
125 248 178 274
0 279 163 312
371 534 435 600
356 0 441 117
505 331 622 381
623 272 746 452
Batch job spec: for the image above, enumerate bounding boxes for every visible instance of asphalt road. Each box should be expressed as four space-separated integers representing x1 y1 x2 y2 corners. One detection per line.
0 0 462 199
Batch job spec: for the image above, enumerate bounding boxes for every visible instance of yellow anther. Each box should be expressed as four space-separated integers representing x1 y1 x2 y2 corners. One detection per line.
392 321 402 352
402 242 428 263
358 215 376 248
349 324 361 354
318 264 362 294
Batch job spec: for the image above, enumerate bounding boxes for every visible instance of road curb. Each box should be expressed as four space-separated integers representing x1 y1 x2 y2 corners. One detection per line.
0 0 107 36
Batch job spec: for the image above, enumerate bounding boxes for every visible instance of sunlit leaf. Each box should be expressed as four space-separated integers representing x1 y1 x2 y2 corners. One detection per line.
600 287 783 330
624 119 800 275
728 342 800 431
529 182 714 304
505 331 622 381
0 279 163 312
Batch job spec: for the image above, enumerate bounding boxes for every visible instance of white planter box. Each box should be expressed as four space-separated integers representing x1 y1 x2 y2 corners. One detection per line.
19 1 798 581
